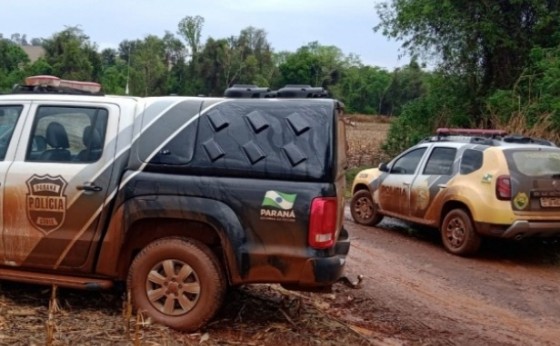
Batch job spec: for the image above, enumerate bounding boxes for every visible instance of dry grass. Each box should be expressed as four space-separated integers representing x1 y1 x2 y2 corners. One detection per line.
346 119 391 169
0 282 375 346
489 113 560 144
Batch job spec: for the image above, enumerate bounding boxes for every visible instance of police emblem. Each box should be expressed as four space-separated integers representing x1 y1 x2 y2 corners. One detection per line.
513 192 529 210
26 174 68 233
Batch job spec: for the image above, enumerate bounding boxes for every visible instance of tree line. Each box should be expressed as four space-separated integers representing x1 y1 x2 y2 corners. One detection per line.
0 16 426 117
376 0 560 154
2 1 560 154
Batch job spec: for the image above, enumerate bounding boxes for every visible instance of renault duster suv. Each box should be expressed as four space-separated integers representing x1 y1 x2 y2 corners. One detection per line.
351 128 560 256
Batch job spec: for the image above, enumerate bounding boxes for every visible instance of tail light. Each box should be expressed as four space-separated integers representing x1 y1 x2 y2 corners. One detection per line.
496 175 511 200
308 197 337 249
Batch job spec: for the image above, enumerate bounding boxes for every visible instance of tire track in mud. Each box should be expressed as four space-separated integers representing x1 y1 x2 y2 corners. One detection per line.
342 209 560 345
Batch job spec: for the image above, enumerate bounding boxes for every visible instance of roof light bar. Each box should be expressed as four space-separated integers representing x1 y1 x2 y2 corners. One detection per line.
24 75 101 94
25 75 61 87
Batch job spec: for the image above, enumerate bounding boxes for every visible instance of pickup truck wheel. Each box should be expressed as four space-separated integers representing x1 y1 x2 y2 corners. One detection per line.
128 238 226 331
441 209 481 256
351 190 383 226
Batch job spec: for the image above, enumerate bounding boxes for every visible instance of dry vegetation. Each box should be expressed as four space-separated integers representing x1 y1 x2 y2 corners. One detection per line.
490 113 560 144
0 282 378 346
345 115 391 169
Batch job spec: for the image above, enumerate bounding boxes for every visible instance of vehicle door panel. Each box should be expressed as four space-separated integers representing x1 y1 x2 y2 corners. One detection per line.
0 103 29 264
378 147 428 216
3 102 119 271
410 147 458 220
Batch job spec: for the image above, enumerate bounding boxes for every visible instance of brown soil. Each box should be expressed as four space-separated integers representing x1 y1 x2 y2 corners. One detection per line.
1 212 558 345
1 120 559 345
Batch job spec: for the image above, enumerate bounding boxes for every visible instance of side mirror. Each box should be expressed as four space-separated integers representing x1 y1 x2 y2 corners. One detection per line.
379 162 389 172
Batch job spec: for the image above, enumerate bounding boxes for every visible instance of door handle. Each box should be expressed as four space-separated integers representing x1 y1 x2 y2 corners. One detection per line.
437 184 447 189
403 182 411 186
77 183 103 192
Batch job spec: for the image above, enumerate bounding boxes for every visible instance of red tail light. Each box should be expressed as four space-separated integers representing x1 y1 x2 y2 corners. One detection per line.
308 197 337 249
496 175 511 200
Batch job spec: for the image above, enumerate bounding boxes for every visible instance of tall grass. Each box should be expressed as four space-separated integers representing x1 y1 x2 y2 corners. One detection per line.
489 112 560 144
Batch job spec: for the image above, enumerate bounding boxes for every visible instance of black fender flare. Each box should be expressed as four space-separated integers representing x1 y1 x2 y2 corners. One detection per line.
96 195 245 283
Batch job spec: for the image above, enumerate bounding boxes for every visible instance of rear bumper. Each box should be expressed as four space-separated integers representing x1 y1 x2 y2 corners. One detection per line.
502 221 560 239
283 228 350 290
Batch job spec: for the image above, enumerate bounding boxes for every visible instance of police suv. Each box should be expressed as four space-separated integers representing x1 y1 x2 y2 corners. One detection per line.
0 77 350 331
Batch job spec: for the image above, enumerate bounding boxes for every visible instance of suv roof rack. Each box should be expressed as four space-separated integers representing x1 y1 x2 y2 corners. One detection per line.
503 135 556 147
421 128 557 147
436 128 507 138
10 75 104 96
224 84 330 99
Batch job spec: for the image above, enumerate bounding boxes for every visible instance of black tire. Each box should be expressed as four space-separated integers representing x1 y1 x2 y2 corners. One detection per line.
350 190 383 226
440 209 481 256
127 237 226 331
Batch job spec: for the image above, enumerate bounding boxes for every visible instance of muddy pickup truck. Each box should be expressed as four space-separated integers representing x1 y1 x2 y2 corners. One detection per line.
0 77 350 331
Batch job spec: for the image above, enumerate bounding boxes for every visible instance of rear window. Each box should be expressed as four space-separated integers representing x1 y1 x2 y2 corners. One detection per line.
508 150 560 176
460 149 483 175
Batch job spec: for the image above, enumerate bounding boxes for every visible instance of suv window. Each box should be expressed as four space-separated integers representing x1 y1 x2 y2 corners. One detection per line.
509 150 560 176
391 148 427 174
0 105 23 160
460 149 483 174
424 147 456 175
26 106 108 162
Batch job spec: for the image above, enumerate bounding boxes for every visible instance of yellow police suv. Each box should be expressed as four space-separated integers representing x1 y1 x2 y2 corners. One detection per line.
350 128 560 256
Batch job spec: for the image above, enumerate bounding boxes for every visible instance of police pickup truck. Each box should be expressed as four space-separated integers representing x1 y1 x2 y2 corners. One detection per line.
0 77 350 331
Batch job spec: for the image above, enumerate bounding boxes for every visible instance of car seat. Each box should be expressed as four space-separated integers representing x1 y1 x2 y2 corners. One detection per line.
40 122 71 161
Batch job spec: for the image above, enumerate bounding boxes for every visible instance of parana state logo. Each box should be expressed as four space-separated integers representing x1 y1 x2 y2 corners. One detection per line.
260 190 297 222
26 174 68 233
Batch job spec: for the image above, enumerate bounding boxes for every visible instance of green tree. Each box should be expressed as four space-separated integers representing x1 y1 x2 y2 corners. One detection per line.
41 27 96 81
128 36 168 96
278 42 346 88
487 45 560 131
375 0 560 118
196 38 229 95
332 64 391 114
177 15 204 58
0 38 30 91
195 27 277 95
382 60 428 115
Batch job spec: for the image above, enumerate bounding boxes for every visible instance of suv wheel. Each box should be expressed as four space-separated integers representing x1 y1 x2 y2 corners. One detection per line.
351 190 383 226
441 209 481 256
128 238 226 331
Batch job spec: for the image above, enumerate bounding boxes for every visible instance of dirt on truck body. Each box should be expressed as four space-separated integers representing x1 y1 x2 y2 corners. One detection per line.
0 77 350 331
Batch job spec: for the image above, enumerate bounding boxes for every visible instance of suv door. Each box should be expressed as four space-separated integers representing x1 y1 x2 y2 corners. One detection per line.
3 102 119 271
410 146 457 220
378 147 428 216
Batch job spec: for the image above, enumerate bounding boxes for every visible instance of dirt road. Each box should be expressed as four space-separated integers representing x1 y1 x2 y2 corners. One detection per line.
1 208 559 345
341 207 560 345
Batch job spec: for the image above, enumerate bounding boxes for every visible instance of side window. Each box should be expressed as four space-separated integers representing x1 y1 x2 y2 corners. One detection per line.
26 106 108 163
423 147 457 175
460 149 483 174
391 148 427 174
0 105 23 160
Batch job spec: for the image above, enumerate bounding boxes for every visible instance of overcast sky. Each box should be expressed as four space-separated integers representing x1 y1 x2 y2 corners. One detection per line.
0 0 405 70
